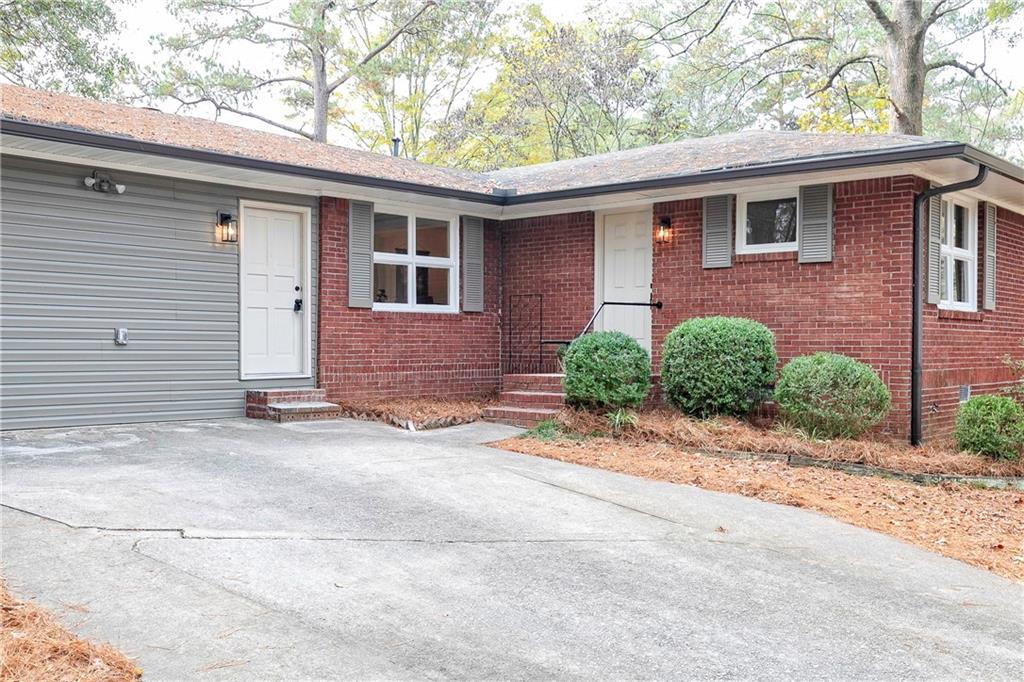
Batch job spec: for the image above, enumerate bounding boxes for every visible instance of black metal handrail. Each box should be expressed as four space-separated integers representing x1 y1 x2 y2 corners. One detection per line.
540 299 663 347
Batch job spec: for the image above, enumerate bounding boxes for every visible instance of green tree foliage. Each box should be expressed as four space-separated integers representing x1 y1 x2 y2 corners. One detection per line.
148 0 436 142
0 0 132 98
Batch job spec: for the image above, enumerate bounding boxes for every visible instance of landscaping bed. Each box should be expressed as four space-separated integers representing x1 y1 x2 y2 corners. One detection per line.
336 396 492 430
495 426 1024 581
1 580 141 681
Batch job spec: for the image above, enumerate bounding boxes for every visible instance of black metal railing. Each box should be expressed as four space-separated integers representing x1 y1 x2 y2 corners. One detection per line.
540 299 663 348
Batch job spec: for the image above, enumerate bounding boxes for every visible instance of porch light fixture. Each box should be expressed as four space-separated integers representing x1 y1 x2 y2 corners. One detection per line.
655 216 672 244
83 170 126 194
217 212 238 243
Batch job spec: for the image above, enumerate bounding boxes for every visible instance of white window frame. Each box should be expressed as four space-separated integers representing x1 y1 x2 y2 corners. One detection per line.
735 188 800 254
372 202 459 313
938 195 978 312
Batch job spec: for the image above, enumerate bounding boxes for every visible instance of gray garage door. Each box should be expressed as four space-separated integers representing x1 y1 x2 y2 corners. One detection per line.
0 155 318 430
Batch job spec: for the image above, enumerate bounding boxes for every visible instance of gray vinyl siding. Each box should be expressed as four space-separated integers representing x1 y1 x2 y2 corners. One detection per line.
0 155 318 430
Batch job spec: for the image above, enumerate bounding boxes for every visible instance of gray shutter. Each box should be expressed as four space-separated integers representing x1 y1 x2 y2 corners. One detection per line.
926 193 942 305
462 215 485 312
348 200 373 308
703 194 733 269
983 202 996 310
798 184 833 263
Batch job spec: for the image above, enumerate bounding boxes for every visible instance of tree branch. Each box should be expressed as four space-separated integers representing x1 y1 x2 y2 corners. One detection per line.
325 0 436 93
168 93 313 139
927 59 1009 95
862 0 895 35
810 53 882 96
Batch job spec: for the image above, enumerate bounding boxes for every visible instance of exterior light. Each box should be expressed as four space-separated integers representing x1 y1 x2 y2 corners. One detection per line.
655 216 672 244
84 170 126 194
218 212 238 243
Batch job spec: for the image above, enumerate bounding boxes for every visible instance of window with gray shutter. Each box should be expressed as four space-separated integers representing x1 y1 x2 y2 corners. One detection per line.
703 194 733 269
798 184 833 263
926 193 942 305
349 200 373 308
983 202 996 310
462 216 485 312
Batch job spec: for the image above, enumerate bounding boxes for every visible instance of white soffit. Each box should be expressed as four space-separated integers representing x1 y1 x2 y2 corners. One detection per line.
2 133 1021 219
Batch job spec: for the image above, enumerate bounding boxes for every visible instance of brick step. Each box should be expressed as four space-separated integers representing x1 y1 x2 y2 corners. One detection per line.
246 387 328 420
501 373 564 392
265 401 342 423
482 405 560 429
499 390 565 408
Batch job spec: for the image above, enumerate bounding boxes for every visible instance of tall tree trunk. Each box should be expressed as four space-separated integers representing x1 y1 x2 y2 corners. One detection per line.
311 49 329 143
882 0 927 135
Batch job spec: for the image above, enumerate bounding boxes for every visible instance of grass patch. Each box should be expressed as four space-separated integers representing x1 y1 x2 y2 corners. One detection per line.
1 580 141 681
522 419 584 442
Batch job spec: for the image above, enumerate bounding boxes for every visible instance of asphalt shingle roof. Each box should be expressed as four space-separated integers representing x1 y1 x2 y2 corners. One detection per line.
1 84 961 199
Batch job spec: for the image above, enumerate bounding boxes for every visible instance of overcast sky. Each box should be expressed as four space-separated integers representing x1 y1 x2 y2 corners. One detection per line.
118 0 1021 148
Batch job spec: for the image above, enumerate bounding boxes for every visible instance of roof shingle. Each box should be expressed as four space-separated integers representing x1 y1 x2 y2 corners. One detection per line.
1 84 965 199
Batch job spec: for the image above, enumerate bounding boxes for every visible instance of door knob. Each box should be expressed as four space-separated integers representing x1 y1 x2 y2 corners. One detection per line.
294 298 303 312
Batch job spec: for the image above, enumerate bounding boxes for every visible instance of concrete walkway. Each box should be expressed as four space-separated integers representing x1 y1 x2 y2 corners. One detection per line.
2 418 1021 680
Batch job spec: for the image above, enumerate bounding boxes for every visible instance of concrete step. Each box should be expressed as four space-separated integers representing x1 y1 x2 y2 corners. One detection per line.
499 390 565 408
265 401 341 423
482 405 560 429
501 373 564 392
246 387 328 419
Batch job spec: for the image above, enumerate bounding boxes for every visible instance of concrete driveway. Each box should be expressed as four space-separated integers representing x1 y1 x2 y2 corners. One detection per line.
1 418 1021 680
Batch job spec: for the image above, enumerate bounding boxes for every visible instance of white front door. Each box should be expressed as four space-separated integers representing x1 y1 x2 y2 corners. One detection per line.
241 204 308 377
601 210 652 352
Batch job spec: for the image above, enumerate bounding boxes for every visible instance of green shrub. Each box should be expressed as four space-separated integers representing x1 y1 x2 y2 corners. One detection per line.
661 316 776 417
774 353 891 439
955 395 1024 460
563 331 651 409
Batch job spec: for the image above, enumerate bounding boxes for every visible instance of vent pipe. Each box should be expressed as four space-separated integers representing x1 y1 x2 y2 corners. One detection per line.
391 137 401 157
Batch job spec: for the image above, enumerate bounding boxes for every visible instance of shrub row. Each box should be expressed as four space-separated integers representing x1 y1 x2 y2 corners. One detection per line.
562 317 1021 459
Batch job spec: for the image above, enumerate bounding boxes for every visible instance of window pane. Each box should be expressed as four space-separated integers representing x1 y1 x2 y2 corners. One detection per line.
940 255 949 301
415 266 449 306
415 217 449 258
940 200 949 244
746 198 797 245
953 204 967 249
953 259 968 303
374 263 408 303
374 212 408 254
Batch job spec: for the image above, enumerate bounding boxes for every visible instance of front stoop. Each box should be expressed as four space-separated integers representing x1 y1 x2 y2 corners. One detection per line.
483 374 564 428
245 388 340 422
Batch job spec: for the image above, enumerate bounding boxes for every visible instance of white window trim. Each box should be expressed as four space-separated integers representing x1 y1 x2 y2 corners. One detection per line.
238 199 313 381
371 202 460 314
735 188 799 254
938 195 978 312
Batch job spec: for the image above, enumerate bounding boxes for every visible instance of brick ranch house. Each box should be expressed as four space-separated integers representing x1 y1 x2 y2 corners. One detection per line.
1 84 1022 442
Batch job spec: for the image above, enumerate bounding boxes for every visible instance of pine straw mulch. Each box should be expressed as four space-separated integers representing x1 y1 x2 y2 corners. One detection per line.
336 396 493 430
558 408 1024 478
494 420 1024 582
1 580 141 682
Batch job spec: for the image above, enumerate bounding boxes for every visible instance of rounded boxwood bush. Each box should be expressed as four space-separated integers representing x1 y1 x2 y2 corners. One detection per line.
563 331 651 410
774 353 891 439
955 395 1024 460
661 317 776 417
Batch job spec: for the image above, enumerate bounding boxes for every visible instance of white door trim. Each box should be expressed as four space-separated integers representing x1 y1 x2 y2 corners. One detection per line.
593 207 654 334
238 199 313 380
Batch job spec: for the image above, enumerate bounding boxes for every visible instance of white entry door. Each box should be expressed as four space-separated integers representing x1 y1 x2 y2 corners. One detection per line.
241 204 309 377
601 210 652 352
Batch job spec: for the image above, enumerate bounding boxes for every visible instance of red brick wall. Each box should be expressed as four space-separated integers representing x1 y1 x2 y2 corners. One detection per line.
499 212 595 373
650 176 919 437
922 205 1024 438
317 197 501 400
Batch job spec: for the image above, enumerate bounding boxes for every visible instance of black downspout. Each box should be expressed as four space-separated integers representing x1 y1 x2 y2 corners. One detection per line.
910 164 989 445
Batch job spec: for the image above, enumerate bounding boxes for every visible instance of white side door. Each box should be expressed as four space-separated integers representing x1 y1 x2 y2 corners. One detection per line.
601 210 652 352
241 205 308 377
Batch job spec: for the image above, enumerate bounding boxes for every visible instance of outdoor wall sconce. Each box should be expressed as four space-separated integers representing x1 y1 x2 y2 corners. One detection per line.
655 216 672 244
83 170 126 194
217 212 239 243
